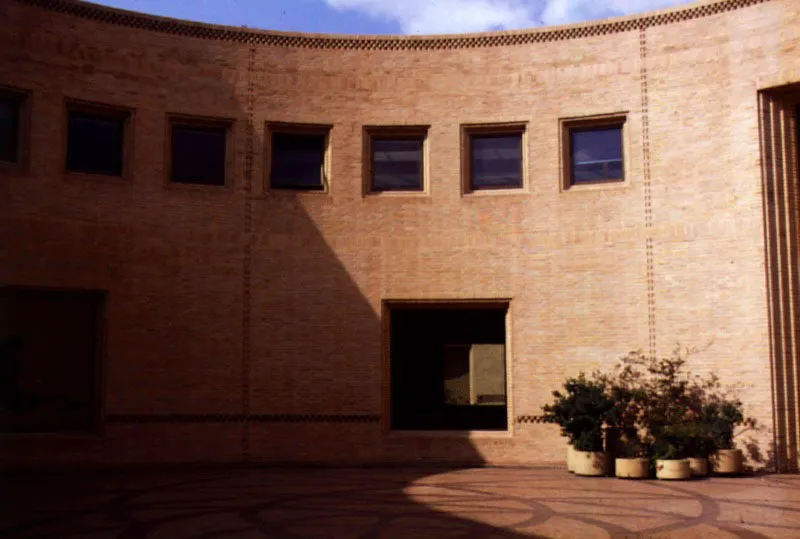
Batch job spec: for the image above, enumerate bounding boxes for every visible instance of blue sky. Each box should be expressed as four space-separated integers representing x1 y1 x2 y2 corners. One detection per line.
90 0 694 35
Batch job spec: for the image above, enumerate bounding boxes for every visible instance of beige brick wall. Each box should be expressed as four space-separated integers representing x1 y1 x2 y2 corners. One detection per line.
0 0 798 468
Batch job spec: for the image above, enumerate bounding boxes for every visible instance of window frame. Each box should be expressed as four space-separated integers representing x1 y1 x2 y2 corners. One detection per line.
64 98 133 180
461 122 527 195
363 125 429 196
166 113 234 190
0 86 31 169
265 121 332 193
561 113 627 191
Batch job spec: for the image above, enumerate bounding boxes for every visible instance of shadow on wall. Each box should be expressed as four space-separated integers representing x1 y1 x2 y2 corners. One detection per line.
0 3 536 537
229 33 538 538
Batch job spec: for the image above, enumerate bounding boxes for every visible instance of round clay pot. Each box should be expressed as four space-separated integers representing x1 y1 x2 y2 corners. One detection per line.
566 445 575 473
712 449 743 475
689 457 709 477
615 457 650 479
655 459 691 480
573 450 610 476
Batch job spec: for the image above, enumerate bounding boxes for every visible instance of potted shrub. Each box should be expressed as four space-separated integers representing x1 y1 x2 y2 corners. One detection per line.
602 364 650 479
612 429 650 479
684 420 715 477
687 371 756 475
542 374 613 476
652 425 691 480
707 399 754 474
540 377 576 473
622 348 693 480
682 379 719 477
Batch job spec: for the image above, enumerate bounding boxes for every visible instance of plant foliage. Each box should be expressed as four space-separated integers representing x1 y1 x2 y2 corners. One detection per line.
541 345 756 462
541 374 613 452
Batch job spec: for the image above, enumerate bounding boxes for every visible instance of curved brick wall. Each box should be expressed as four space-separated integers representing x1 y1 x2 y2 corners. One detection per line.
1 0 799 468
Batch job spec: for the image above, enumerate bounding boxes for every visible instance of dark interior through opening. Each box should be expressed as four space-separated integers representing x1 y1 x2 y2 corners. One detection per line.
390 304 508 431
0 289 103 433
270 132 325 190
0 96 20 163
171 124 226 186
66 111 124 176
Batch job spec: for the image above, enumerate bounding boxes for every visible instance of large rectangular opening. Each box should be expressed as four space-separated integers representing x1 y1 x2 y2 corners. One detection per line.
388 302 509 431
0 288 104 434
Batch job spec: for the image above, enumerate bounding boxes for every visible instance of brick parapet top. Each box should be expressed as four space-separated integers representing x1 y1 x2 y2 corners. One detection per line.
17 0 774 50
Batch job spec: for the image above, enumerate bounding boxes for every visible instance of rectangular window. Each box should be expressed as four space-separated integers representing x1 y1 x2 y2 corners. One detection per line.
0 96 21 163
268 125 330 190
170 121 228 186
365 126 427 193
66 103 129 177
562 115 626 188
462 124 526 192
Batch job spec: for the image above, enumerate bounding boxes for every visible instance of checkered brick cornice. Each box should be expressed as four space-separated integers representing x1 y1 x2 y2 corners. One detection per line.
18 0 772 50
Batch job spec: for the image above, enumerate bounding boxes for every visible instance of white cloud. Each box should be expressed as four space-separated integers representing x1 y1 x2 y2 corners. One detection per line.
540 0 688 26
323 0 692 34
324 0 536 34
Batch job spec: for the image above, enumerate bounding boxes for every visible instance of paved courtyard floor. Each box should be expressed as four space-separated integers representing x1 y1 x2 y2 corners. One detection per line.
3 466 800 538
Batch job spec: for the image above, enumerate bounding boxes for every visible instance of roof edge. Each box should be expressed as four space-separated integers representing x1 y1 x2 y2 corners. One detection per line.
16 0 774 49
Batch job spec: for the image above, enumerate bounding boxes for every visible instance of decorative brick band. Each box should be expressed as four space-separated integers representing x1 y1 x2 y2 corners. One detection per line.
516 415 548 424
107 413 382 424
17 0 772 50
639 28 658 360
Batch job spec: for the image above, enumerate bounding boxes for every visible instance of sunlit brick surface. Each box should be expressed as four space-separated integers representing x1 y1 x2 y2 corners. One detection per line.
1 0 799 468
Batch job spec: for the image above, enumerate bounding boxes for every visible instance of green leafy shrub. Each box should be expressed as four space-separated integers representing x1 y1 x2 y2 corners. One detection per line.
600 357 651 458
612 346 756 460
544 345 757 463
541 373 613 452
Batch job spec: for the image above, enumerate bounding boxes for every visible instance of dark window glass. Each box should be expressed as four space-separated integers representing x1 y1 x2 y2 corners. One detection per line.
271 132 325 190
471 134 522 189
0 97 20 163
171 125 226 186
571 126 623 184
372 138 423 191
66 111 124 176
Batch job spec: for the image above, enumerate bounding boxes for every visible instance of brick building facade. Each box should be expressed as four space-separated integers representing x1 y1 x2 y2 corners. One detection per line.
1 0 799 470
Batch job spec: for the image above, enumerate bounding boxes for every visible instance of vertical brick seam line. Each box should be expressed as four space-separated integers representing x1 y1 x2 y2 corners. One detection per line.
640 26 657 360
241 43 255 459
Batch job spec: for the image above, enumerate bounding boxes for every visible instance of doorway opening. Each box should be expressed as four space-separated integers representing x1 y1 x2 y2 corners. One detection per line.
0 287 104 434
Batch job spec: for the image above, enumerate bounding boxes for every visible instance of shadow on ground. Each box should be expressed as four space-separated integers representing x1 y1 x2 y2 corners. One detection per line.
4 467 800 538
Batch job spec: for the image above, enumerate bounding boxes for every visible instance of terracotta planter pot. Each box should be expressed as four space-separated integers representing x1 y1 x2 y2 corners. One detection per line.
566 445 575 473
573 450 609 476
689 457 709 477
655 459 691 480
615 457 650 479
712 449 743 475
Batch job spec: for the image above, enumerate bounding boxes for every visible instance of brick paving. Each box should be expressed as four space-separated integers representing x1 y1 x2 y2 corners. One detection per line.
3 467 800 538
